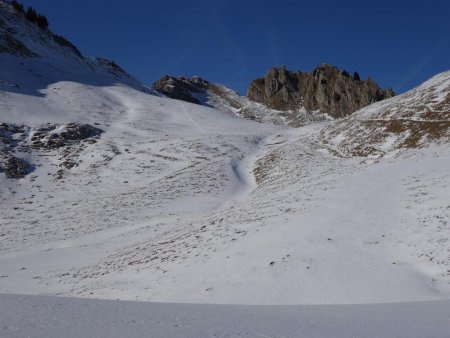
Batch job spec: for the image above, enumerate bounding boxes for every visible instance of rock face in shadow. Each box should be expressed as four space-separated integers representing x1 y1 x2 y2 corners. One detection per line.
152 76 209 104
247 64 395 118
0 2 150 97
0 2 81 58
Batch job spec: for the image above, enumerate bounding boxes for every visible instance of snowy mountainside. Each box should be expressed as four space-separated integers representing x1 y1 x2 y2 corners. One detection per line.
0 1 150 95
320 70 450 157
1 0 450 311
1 117 450 305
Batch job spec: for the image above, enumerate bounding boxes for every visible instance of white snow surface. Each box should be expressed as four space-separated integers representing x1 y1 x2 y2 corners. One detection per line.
2 293 450 338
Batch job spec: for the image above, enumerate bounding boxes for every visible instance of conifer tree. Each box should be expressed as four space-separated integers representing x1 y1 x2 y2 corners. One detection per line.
36 14 49 29
11 0 24 13
25 6 37 22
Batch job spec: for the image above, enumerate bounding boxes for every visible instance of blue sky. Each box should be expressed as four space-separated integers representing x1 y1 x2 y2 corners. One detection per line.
25 0 450 94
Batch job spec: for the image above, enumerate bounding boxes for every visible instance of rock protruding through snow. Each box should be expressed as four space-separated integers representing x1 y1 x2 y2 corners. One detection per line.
0 122 103 179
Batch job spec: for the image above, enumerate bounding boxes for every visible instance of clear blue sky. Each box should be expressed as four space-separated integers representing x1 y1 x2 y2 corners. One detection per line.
24 0 450 94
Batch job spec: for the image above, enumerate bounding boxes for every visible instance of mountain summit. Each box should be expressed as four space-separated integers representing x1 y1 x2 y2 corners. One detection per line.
247 64 394 122
152 64 395 127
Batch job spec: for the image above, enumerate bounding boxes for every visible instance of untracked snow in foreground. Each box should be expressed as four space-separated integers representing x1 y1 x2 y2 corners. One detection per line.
1 294 450 338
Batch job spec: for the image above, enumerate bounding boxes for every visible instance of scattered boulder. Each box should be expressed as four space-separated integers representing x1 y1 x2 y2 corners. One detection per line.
0 154 32 178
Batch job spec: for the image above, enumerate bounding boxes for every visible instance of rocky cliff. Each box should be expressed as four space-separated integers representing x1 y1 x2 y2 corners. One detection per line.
247 64 394 119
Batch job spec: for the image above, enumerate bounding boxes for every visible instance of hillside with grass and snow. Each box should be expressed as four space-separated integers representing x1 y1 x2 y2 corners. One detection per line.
1 0 450 336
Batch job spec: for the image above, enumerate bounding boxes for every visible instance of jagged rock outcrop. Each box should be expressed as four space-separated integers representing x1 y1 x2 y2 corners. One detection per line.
153 66 394 127
247 64 395 119
152 76 209 104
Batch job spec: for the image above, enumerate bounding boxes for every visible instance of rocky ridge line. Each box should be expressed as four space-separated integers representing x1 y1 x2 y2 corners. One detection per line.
247 64 394 121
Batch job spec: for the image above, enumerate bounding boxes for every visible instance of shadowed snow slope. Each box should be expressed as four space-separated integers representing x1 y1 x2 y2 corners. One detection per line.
2 294 450 338
0 1 150 97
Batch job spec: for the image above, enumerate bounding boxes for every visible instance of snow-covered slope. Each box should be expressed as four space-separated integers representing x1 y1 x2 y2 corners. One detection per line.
0 1 150 97
1 113 449 304
320 70 450 157
1 0 450 315
203 82 288 124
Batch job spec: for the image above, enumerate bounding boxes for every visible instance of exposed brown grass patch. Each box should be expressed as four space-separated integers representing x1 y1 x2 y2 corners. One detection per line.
253 152 279 184
421 111 449 121
363 119 450 148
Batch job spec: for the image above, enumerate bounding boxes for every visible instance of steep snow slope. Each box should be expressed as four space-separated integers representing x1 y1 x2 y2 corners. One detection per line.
0 1 150 97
